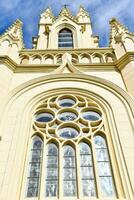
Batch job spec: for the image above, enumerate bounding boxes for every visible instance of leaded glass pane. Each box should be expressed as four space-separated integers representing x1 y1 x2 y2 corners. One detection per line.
63 181 76 196
26 136 43 197
64 157 75 167
47 168 58 179
59 127 79 139
58 98 76 107
46 181 58 197
82 179 96 197
100 177 116 197
79 143 91 154
35 112 54 122
64 168 76 179
46 143 58 197
82 111 101 121
64 145 75 156
63 145 77 196
79 142 96 197
94 136 116 197
33 140 42 149
94 135 107 148
81 167 94 179
96 148 109 161
29 163 40 177
80 155 92 166
48 143 58 156
98 162 111 176
47 156 58 168
27 178 39 197
58 111 77 121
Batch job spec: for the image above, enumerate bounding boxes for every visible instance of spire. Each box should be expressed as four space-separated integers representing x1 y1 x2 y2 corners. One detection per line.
0 19 24 48
109 18 129 44
76 6 90 23
109 18 134 58
40 7 54 23
58 6 74 19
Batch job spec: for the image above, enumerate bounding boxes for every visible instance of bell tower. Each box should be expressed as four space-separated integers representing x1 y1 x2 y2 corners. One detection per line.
32 6 99 49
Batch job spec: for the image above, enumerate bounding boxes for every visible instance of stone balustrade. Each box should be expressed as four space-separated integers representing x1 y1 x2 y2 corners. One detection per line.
19 48 116 65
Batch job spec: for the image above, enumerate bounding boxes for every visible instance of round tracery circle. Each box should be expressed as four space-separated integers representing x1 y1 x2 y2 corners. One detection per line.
58 109 78 122
35 112 54 123
81 109 101 121
58 124 80 139
58 96 76 107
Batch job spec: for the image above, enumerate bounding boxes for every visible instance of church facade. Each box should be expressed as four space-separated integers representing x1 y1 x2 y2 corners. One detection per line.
0 6 134 200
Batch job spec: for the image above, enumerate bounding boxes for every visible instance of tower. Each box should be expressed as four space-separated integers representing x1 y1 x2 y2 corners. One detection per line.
0 6 134 200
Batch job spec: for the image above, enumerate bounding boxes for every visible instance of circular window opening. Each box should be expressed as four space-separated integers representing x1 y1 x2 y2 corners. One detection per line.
82 110 101 121
58 98 76 107
58 127 79 139
58 111 77 122
35 112 54 123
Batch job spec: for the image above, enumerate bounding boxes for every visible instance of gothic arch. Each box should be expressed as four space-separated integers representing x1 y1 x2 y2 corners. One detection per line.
0 74 134 200
53 23 78 48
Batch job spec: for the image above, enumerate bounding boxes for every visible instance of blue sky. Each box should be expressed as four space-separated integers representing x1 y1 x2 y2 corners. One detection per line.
0 0 133 48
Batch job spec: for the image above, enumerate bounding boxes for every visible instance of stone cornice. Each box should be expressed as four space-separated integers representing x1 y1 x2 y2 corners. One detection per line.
115 52 134 70
19 47 115 55
0 56 17 71
0 52 134 73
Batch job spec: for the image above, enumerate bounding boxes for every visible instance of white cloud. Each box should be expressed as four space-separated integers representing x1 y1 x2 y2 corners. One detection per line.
0 0 21 11
0 0 133 47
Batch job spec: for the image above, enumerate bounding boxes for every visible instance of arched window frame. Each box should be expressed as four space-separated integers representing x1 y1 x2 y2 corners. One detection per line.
24 93 125 200
26 135 43 198
58 28 74 48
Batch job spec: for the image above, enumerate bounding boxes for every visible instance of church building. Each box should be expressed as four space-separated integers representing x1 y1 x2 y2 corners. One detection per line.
0 6 134 200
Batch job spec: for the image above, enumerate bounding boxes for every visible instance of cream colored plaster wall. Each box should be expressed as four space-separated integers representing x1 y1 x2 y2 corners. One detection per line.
86 70 126 90
0 64 13 102
0 76 134 200
121 61 134 97
9 72 49 90
9 70 126 91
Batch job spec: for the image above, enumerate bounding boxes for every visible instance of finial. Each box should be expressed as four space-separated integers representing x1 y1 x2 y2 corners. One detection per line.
62 4 70 9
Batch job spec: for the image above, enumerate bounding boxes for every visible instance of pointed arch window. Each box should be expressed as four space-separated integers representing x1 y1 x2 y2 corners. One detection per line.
45 143 58 197
94 135 116 197
79 142 96 197
25 94 123 199
26 136 43 197
63 145 77 196
58 28 73 48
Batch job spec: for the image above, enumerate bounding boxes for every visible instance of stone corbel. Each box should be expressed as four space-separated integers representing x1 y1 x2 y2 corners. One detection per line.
80 24 86 34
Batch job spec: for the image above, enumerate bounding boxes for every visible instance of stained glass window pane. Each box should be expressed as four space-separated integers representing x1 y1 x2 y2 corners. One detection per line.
46 181 58 197
59 127 79 139
82 111 101 121
94 136 116 197
82 179 96 197
63 145 77 196
64 145 75 156
100 177 116 197
26 136 43 197
35 112 54 122
45 143 58 197
79 142 96 197
27 178 39 197
58 111 77 121
96 148 109 161
81 167 94 179
58 98 76 107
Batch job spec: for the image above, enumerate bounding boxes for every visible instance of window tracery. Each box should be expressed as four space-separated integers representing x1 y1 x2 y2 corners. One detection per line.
26 94 117 199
